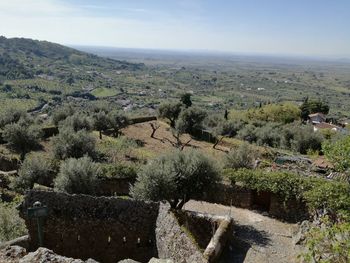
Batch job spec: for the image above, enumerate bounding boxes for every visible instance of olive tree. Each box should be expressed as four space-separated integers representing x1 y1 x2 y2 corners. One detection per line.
108 110 129 137
54 156 100 194
93 110 111 139
131 149 221 209
60 112 93 132
2 120 42 160
12 153 52 191
51 127 96 160
158 102 183 128
176 107 207 135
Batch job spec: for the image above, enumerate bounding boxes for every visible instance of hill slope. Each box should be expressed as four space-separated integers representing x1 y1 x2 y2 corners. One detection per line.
0 36 144 80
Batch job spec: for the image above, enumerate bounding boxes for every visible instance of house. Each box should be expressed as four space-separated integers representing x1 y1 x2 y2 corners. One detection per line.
308 113 326 124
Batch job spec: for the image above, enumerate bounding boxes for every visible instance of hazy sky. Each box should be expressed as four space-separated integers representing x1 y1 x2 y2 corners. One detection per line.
1 0 349 58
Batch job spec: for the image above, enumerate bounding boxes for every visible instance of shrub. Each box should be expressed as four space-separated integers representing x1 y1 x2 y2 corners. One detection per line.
255 123 282 147
52 104 75 125
54 156 100 194
131 149 221 209
237 123 257 143
59 112 93 132
322 135 350 172
226 168 350 216
176 107 207 134
301 217 350 263
52 127 96 160
225 143 258 169
291 125 323 154
12 153 53 191
0 202 27 242
0 108 26 128
2 120 42 160
100 163 137 180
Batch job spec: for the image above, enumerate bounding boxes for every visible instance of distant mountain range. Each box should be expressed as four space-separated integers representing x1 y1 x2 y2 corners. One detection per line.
0 36 144 80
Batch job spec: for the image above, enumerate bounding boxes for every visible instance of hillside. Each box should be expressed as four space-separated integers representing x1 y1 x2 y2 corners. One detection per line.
0 36 144 80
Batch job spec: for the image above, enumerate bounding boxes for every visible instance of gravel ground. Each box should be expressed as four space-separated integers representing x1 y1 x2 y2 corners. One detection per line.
183 200 301 263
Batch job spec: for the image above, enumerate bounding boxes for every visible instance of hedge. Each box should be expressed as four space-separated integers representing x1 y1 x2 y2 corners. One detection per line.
225 168 350 218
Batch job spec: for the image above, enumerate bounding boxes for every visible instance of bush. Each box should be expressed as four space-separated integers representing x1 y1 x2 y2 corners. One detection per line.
0 202 27 242
100 163 137 180
12 153 53 191
54 156 100 194
176 107 207 134
131 149 221 209
301 217 350 263
2 120 42 160
255 123 282 147
52 127 96 160
237 123 257 143
226 168 350 216
59 112 93 132
225 143 258 169
322 135 350 172
0 108 26 128
52 105 75 125
290 125 323 154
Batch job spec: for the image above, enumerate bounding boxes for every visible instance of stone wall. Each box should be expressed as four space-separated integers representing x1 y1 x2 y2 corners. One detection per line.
269 194 308 222
95 178 134 197
20 191 159 263
19 191 211 263
155 203 207 263
204 183 253 208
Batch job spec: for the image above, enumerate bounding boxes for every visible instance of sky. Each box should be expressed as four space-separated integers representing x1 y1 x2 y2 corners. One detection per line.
0 0 349 58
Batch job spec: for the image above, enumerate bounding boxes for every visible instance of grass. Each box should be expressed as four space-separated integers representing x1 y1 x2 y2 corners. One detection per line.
91 87 119 97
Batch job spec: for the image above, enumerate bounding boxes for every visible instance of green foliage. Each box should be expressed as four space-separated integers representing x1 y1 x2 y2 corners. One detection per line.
108 110 129 136
52 105 75 126
290 125 323 154
93 110 110 139
246 103 301 124
237 123 257 143
301 217 350 263
12 153 53 191
2 119 42 159
60 112 93 132
131 149 221 208
0 202 27 242
158 102 183 127
54 156 100 194
322 135 350 172
226 169 350 216
225 143 257 169
100 163 137 179
0 108 26 128
255 122 282 147
176 107 207 134
52 127 96 160
180 93 192 108
300 99 330 121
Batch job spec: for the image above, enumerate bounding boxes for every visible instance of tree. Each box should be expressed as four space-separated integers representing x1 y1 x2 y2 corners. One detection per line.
52 127 96 160
158 102 183 128
322 136 350 172
60 112 93 132
176 107 207 135
180 93 192 108
2 120 42 160
0 108 26 128
108 110 129 137
93 110 110 139
54 156 100 194
149 122 160 138
13 153 52 191
290 125 323 154
300 100 330 121
131 149 221 209
52 104 75 126
225 142 258 169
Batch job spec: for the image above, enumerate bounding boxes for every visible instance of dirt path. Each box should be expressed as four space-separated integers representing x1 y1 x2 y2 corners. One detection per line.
183 200 300 263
